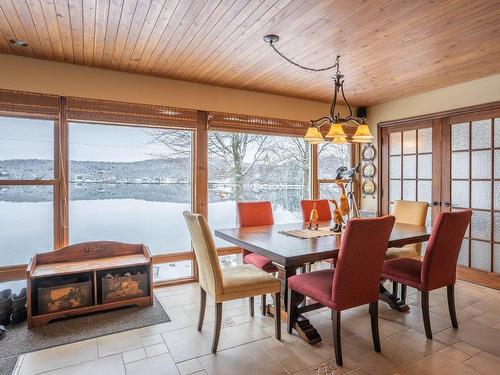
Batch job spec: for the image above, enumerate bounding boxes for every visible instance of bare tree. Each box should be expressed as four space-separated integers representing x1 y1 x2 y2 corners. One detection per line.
146 129 275 201
273 137 310 196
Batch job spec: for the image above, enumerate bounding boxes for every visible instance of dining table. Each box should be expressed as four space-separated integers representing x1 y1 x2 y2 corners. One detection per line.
215 220 432 345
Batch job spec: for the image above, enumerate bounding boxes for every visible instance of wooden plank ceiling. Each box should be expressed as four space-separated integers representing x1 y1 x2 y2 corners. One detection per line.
0 0 499 106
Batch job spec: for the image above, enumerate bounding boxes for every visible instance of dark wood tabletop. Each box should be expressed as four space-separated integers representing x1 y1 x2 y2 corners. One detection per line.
215 221 432 267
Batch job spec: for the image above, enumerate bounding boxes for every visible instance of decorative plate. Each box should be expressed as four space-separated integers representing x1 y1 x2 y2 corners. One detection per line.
362 163 376 178
362 144 376 160
361 180 376 195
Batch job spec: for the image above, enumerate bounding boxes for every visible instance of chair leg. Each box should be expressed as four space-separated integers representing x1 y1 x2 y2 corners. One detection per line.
261 294 267 315
198 287 206 332
287 289 298 334
332 310 343 366
249 296 254 317
421 291 432 339
369 302 381 352
447 285 458 329
401 284 407 304
211 303 223 353
273 292 281 340
392 281 399 298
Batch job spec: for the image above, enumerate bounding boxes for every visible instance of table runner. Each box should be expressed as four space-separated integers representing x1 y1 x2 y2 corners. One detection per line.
279 226 341 239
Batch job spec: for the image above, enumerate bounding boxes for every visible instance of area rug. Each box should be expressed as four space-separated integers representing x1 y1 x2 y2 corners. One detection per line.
0 296 169 375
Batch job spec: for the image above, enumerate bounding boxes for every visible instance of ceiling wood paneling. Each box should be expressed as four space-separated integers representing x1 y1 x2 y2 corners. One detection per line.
1 0 499 106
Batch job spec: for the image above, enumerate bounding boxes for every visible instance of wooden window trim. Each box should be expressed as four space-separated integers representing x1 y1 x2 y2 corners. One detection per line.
0 89 360 285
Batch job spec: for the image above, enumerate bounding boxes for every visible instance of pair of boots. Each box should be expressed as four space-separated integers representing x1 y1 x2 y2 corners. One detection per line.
0 288 27 337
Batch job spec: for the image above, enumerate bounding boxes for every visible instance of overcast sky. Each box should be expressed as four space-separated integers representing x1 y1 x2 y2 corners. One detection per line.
0 118 191 162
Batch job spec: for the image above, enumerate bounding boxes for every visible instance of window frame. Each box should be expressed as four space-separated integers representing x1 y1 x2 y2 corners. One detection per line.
0 89 359 287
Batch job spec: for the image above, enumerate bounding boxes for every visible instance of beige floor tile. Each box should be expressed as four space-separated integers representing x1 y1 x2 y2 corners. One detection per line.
141 333 164 347
161 306 197 332
264 322 301 344
386 329 445 356
125 353 179 375
135 322 173 337
453 319 500 357
97 330 144 357
398 352 481 374
463 351 500 375
20 338 98 375
433 329 460 345
342 331 438 375
199 341 286 375
430 302 476 323
14 281 500 375
122 347 147 364
176 358 204 375
222 320 271 345
145 342 169 357
452 341 482 356
163 325 235 363
467 295 500 315
439 346 474 362
380 302 453 336
265 340 332 373
472 315 498 326
40 354 125 375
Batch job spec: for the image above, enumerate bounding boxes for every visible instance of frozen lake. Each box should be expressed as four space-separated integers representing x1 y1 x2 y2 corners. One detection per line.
0 198 302 268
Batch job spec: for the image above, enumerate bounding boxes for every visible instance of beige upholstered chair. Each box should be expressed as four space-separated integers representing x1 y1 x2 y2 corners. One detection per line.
386 200 428 302
183 211 281 353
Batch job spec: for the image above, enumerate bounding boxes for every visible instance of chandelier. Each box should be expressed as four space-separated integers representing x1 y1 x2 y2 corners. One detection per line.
264 35 373 144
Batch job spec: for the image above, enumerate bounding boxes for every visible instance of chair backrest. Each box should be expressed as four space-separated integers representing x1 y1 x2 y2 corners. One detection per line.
392 200 428 225
420 210 472 290
331 215 395 310
391 200 429 254
300 199 332 222
237 201 274 227
183 211 223 299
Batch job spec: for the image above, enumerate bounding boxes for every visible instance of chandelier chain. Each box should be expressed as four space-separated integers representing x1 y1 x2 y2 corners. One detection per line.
268 42 339 72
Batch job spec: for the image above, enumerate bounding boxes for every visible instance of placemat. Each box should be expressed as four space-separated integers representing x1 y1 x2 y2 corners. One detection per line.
279 226 340 239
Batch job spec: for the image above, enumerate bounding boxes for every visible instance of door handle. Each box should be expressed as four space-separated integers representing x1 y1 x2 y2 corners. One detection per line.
432 201 440 207
443 201 451 207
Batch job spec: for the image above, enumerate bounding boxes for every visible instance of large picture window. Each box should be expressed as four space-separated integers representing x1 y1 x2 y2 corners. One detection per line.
68 122 193 280
318 143 351 201
0 117 55 266
207 132 311 250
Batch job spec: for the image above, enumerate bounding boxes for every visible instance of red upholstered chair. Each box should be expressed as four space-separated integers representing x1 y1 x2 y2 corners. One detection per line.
300 199 336 267
382 210 472 340
237 201 279 315
300 199 332 222
287 215 396 366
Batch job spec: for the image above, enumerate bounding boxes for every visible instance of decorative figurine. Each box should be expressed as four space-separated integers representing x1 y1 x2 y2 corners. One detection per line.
334 164 360 219
329 199 344 232
335 180 350 216
308 202 319 230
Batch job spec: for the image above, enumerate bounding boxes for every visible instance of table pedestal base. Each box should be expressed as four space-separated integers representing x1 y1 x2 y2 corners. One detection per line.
379 284 409 312
266 304 322 345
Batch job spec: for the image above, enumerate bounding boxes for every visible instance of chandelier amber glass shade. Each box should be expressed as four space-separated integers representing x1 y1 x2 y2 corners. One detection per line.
352 123 374 143
331 136 348 144
326 122 347 139
304 126 324 144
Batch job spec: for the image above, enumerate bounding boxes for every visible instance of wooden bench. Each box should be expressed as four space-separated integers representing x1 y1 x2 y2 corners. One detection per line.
27 241 153 328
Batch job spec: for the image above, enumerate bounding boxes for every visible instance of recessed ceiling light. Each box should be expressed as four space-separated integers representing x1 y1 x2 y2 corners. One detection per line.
9 39 28 47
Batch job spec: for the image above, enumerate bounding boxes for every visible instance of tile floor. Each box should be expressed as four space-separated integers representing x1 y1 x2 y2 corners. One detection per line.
11 279 500 375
